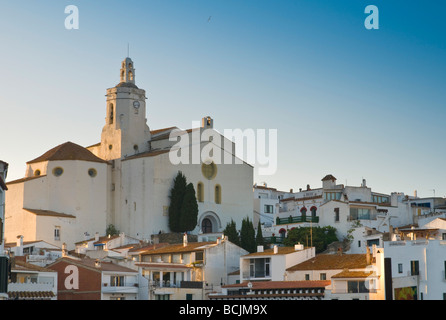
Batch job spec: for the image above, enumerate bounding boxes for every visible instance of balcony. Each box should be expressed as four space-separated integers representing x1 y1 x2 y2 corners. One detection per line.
149 280 203 289
276 216 319 225
102 283 139 294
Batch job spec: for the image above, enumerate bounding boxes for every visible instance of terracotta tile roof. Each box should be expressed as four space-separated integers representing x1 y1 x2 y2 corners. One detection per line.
8 291 55 299
150 126 178 135
27 141 109 164
122 149 170 161
139 242 216 256
6 175 46 186
134 262 192 270
51 257 137 273
280 195 323 202
24 208 76 219
223 280 331 290
286 254 369 272
243 246 305 257
13 260 56 273
331 270 375 279
322 174 337 181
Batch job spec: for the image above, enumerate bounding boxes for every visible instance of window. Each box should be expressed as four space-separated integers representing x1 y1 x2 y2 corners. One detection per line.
109 103 114 124
442 233 446 240
111 276 125 287
324 192 341 201
310 206 317 217
88 168 97 177
34 169 41 176
215 185 221 204
264 205 274 214
249 258 271 278
155 294 170 300
300 207 307 218
410 260 419 276
349 208 373 220
372 195 390 204
54 227 61 241
197 182 204 203
186 294 193 300
201 218 212 234
334 208 340 222
348 281 369 293
320 273 327 280
195 251 204 263
52 167 64 177
398 263 403 274
444 261 446 280
305 274 310 281
201 162 217 180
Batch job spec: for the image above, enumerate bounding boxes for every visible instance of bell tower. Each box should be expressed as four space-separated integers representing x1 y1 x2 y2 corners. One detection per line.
99 57 151 160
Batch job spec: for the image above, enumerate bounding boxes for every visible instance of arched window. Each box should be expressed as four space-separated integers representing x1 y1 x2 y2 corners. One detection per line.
214 184 221 204
109 103 114 124
300 207 307 219
128 70 134 81
310 206 317 218
201 218 213 234
197 182 204 203
279 228 286 239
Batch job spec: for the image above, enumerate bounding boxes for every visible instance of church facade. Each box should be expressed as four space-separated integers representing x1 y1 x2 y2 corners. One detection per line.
5 58 253 250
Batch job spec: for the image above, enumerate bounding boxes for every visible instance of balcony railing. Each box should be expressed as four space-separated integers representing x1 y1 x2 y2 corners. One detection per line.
276 216 319 225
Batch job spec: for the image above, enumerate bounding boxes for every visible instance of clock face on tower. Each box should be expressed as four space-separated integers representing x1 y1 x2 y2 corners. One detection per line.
133 100 140 108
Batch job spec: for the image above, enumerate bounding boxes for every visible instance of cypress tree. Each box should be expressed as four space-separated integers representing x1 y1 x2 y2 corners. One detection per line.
179 183 199 232
168 171 187 232
240 216 256 253
223 219 240 246
255 220 265 247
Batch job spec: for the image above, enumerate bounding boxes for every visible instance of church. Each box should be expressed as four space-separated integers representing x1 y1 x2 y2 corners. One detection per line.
5 58 253 250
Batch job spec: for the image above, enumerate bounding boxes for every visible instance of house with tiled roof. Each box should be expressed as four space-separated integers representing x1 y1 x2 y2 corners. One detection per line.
286 246 386 300
5 141 109 252
135 235 248 300
210 280 331 300
239 244 315 283
8 257 58 300
47 256 142 300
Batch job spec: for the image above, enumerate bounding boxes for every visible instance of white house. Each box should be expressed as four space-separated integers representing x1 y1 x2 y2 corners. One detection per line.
135 235 248 300
384 239 446 300
239 244 315 283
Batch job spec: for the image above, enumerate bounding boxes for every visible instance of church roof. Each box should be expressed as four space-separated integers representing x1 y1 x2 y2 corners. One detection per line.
27 142 109 164
322 174 337 181
115 81 138 89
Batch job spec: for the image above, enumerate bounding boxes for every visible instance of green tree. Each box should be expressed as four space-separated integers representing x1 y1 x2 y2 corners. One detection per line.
179 183 199 232
255 220 265 247
106 224 119 236
240 216 256 253
168 171 187 232
283 226 338 253
223 219 240 246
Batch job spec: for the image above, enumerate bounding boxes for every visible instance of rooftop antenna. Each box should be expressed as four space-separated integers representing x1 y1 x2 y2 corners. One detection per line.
127 43 130 58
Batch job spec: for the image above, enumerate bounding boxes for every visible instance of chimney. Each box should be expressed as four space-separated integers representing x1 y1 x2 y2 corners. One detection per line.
337 247 343 255
62 243 68 257
290 189 293 193
257 245 264 253
95 232 99 242
306 184 311 191
414 190 418 197
294 243 304 251
95 259 101 268
183 233 188 247
362 179 367 187
366 246 371 265
16 235 24 256
273 245 278 254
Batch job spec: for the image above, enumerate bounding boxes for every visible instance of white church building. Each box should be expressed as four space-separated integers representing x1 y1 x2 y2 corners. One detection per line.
5 58 253 250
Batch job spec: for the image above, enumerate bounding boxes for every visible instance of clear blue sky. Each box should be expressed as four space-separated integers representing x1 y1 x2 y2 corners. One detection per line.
1 1 445 198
